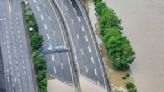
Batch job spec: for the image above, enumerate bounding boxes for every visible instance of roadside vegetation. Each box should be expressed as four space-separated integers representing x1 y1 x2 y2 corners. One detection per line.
23 2 47 92
93 0 137 91
95 0 135 71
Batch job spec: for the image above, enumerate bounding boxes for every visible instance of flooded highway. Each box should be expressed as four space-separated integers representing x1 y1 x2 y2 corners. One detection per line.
106 0 164 92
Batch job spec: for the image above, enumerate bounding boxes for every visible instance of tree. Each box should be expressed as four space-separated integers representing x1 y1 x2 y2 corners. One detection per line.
30 32 43 51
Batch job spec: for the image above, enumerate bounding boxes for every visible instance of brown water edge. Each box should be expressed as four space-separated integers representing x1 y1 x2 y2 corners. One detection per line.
83 0 134 91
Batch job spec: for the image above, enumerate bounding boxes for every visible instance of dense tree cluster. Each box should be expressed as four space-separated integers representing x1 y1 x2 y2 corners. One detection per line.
95 0 135 70
24 3 47 92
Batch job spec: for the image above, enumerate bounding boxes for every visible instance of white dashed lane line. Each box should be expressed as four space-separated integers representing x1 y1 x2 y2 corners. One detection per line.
37 6 40 11
52 55 55 62
94 68 97 76
81 25 84 32
48 44 52 50
47 33 50 40
61 63 64 70
53 31 56 36
76 34 79 39
40 14 44 20
65 5 68 11
77 16 81 22
48 16 51 21
85 35 88 42
85 66 88 73
91 56 94 64
44 24 47 30
88 46 91 53
71 18 74 24
81 49 84 55
54 66 56 73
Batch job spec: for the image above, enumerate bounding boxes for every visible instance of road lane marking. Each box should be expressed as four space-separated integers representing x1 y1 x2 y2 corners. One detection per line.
7 45 9 49
71 18 74 24
77 16 81 22
7 50 10 54
61 63 63 70
16 21 19 25
48 44 52 50
91 56 94 64
9 61 11 65
47 33 50 40
65 5 68 11
85 35 88 42
8 55 11 59
44 24 48 30
37 6 40 11
48 16 51 21
81 26 84 32
85 66 88 73
97 80 100 86
88 46 91 53
43 3 46 8
18 35 21 38
53 31 56 36
52 55 55 62
23 66 25 70
20 44 23 48
40 15 44 20
81 49 84 55
54 66 56 73
73 8 77 13
94 69 97 76
76 34 79 39
75 55 77 61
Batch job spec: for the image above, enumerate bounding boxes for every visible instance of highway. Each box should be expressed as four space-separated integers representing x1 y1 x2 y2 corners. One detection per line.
0 0 36 92
28 0 75 85
54 0 107 88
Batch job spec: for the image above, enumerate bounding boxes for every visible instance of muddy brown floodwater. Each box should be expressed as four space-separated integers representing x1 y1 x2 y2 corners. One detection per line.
106 0 164 92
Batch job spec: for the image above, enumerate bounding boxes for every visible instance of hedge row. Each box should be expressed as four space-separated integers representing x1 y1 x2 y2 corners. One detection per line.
24 3 47 92
95 0 135 70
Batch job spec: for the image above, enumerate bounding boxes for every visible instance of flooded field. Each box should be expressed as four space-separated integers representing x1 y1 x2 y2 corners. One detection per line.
106 0 164 92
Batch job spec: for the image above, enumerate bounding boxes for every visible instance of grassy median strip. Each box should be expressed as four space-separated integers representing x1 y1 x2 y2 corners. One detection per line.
23 2 47 92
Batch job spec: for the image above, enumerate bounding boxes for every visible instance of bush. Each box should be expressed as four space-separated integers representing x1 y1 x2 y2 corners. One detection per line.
126 81 137 92
24 4 47 92
95 0 135 70
30 32 43 51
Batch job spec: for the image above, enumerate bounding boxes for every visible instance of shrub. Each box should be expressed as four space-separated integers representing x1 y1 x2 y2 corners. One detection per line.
95 0 135 70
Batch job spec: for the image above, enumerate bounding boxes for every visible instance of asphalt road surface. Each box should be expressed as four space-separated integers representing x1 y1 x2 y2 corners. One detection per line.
54 0 107 88
28 0 74 85
0 0 36 92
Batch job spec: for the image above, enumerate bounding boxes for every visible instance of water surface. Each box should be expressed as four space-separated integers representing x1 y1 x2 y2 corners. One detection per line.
106 0 164 92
